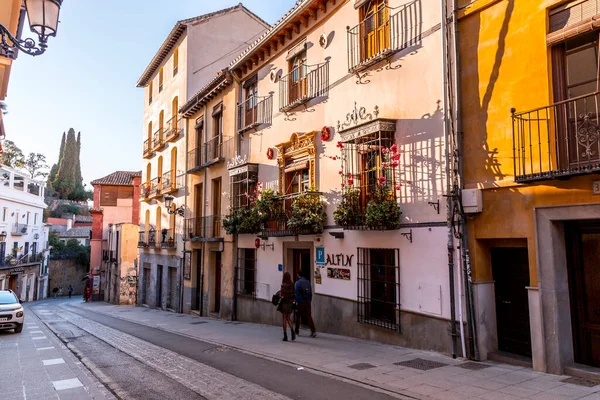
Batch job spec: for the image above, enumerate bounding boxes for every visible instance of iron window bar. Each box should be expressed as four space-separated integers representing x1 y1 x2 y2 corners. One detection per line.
357 247 401 333
235 249 257 299
279 62 329 112
512 91 600 183
138 231 147 248
187 147 202 172
347 1 421 73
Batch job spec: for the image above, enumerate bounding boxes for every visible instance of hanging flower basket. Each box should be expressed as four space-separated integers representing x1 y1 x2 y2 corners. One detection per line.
320 126 331 142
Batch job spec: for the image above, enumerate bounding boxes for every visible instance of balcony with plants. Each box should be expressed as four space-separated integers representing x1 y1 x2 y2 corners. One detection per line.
333 143 402 230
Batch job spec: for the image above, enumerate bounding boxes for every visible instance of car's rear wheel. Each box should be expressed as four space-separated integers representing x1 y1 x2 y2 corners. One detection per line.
14 323 23 333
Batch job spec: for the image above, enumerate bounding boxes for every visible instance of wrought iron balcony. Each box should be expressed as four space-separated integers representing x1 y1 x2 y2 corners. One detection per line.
150 177 162 198
143 139 153 159
261 192 324 237
161 170 185 194
147 228 157 247
187 147 202 172
512 91 600 183
165 116 183 143
279 62 329 112
237 94 273 133
152 128 165 151
185 215 223 242
347 2 421 73
140 182 152 200
138 231 147 247
11 223 28 236
159 229 176 249
1 253 44 267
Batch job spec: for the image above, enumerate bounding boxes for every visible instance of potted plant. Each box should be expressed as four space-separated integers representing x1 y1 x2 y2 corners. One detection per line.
333 186 362 227
287 190 327 234
364 178 402 230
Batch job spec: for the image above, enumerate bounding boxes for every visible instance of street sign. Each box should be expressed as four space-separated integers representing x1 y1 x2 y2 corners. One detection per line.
316 247 325 266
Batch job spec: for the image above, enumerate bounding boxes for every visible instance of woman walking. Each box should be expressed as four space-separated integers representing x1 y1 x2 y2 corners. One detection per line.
278 272 296 342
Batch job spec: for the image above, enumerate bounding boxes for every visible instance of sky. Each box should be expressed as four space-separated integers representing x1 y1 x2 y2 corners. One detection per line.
4 0 296 187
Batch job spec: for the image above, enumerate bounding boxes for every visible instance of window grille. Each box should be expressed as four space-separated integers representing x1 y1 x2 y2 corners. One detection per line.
229 164 258 210
357 247 401 332
236 248 257 298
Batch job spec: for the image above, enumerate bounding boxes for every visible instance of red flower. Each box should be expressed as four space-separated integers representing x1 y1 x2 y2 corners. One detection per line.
332 156 337 160
392 153 401 161
395 185 402 190
391 161 399 168
338 170 343 175
382 148 388 154
348 179 354 185
336 141 344 149
347 172 352 177
379 176 387 184
341 183 345 188
407 180 412 184
390 144 398 153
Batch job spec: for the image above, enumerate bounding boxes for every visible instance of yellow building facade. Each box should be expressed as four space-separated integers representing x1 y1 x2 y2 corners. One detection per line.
458 0 600 374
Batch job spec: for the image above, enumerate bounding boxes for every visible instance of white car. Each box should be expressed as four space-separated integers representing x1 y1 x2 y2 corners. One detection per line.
0 290 24 333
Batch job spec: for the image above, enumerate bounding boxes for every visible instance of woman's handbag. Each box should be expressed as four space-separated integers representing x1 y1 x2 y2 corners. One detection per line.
272 290 281 306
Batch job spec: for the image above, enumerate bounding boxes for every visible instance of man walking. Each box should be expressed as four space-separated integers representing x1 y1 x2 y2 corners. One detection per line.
294 270 316 338
68 285 73 299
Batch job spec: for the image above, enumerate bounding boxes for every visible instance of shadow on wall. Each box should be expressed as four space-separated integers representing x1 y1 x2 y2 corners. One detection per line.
467 0 515 183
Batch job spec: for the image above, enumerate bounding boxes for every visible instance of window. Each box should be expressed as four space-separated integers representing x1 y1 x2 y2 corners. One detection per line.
34 213 37 225
13 175 24 191
149 81 153 104
357 247 400 332
236 248 257 298
209 103 223 160
288 50 307 104
0 168 9 186
243 75 258 126
159 67 164 92
359 0 390 60
341 129 395 211
211 178 222 237
173 47 179 76
2 207 6 222
100 186 118 207
26 212 30 224
229 164 258 210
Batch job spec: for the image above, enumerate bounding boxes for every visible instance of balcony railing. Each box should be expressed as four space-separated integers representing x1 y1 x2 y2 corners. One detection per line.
11 223 28 236
512 91 600 183
150 177 161 198
262 193 324 237
143 139 153 158
161 170 185 194
159 229 176 249
1 253 44 267
237 94 273 133
152 128 165 151
188 147 202 172
185 215 223 241
347 2 421 72
140 182 152 200
165 116 183 143
148 228 157 247
138 231 147 247
279 62 329 112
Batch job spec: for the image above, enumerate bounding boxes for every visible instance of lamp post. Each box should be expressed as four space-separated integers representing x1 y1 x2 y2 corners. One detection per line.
0 0 63 58
164 194 185 217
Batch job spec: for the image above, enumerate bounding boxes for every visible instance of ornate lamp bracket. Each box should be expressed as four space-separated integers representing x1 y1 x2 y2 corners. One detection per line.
0 24 47 57
400 229 413 243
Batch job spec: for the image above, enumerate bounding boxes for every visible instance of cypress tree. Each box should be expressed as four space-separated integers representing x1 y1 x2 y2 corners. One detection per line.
75 131 82 185
47 132 65 188
54 128 84 199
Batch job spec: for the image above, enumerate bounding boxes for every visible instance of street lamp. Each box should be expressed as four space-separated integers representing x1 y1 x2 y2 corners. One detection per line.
0 0 63 58
164 194 185 217
0 231 6 242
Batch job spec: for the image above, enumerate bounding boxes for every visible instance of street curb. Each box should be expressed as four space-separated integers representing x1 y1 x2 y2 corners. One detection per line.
67 302 427 400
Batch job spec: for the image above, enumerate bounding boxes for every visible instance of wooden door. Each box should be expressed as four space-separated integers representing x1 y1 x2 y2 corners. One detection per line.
194 183 203 238
566 222 600 367
156 265 163 309
361 0 389 60
491 248 532 357
212 179 221 236
194 250 202 311
293 249 311 283
369 249 397 323
214 252 222 313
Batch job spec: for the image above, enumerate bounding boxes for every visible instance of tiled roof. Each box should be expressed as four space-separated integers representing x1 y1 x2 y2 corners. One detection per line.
75 215 93 223
229 0 313 69
91 171 141 187
136 3 270 88
58 226 92 239
180 70 233 117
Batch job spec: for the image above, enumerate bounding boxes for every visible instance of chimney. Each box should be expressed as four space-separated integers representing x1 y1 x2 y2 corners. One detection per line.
67 216 73 230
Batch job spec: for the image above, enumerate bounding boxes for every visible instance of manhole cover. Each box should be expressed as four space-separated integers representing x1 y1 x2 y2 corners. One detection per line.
394 358 448 371
0 343 18 349
561 377 600 387
458 362 490 370
348 363 376 370
190 321 208 325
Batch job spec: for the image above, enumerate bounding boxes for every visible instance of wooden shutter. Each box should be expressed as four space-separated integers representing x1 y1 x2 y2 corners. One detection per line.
548 0 600 44
100 186 118 206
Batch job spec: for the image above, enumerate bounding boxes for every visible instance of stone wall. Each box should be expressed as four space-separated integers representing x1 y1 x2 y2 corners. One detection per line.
48 259 87 295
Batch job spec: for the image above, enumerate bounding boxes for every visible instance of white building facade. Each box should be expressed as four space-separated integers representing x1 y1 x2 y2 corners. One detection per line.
0 165 50 301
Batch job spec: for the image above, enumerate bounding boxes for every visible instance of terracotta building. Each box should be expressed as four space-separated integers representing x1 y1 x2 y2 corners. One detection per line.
89 170 141 303
136 4 269 312
456 0 600 374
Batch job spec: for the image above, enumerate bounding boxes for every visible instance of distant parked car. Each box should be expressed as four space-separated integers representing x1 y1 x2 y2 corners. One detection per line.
0 290 24 333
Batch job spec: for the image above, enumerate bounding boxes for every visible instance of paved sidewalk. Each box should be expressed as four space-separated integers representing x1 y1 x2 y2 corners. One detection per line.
66 299 600 400
0 303 115 400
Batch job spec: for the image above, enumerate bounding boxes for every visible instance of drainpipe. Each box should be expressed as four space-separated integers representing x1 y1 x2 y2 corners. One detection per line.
180 113 189 315
231 73 244 322
452 0 480 360
441 0 458 360
200 103 208 317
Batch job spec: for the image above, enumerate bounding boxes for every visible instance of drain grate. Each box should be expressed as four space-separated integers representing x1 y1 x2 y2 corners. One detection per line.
561 377 600 387
348 363 377 371
0 343 18 349
394 358 448 371
457 362 490 371
190 321 208 325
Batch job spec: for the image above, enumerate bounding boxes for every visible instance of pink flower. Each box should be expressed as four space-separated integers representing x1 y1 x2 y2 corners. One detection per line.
392 153 400 161
395 185 402 190
382 148 388 154
244 192 250 198
341 183 345 188
382 162 388 168
348 179 354 185
347 172 352 177
379 176 387 184
336 141 344 149
407 180 412 184
338 170 343 175
390 144 398 153
391 161 398 168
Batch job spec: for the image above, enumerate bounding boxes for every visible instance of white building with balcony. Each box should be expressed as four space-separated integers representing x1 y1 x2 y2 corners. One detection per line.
0 165 50 301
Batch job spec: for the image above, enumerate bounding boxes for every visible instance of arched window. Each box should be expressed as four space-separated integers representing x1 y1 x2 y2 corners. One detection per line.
145 163 151 184
147 121 153 150
170 147 177 190
173 47 179 76
159 110 165 140
148 81 153 104
156 207 162 245
144 209 150 244
157 156 163 192
159 67 164 92
172 96 179 131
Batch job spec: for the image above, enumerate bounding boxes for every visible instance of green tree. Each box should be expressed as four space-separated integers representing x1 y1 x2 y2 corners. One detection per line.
53 128 85 200
24 152 49 179
47 132 66 188
0 140 24 168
